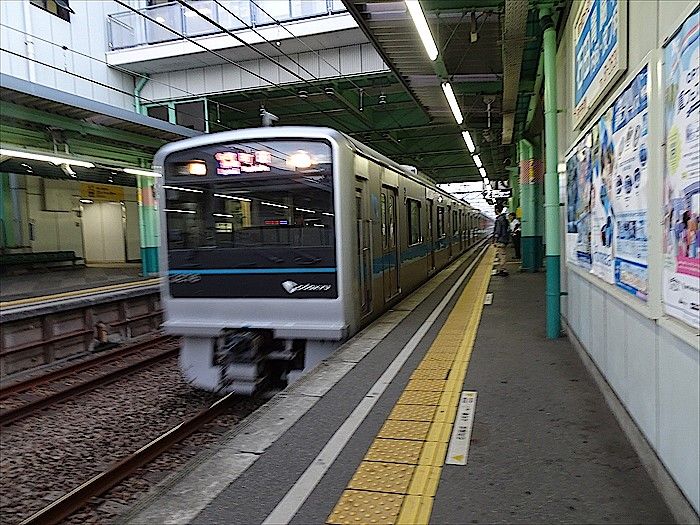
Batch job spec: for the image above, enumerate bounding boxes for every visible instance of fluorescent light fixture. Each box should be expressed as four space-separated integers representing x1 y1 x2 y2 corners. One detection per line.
261 201 288 209
441 83 463 125
462 131 476 153
405 0 438 61
472 154 483 168
212 213 234 218
214 193 251 202
79 199 93 204
479 167 487 178
123 168 160 177
0 148 95 168
295 207 316 213
164 209 195 214
484 178 490 186
163 185 203 193
322 212 334 217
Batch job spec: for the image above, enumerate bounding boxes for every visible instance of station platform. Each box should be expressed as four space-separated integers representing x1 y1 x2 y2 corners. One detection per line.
123 247 675 525
0 265 148 303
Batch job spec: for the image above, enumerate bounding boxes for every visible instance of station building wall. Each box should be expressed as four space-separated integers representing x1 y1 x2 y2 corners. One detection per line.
5 173 140 264
555 0 699 513
0 0 140 111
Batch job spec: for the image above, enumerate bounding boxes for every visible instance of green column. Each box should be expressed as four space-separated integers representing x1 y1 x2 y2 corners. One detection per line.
519 139 543 271
137 175 159 276
0 173 10 248
541 7 561 339
507 166 520 214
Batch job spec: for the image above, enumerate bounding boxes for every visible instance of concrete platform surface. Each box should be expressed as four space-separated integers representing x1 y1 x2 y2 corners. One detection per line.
0 265 146 301
121 251 675 525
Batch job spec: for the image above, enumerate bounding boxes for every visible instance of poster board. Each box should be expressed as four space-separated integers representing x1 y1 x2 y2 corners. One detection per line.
573 0 628 128
566 64 651 301
661 8 700 328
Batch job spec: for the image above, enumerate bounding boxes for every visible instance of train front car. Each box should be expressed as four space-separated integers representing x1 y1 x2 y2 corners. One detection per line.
156 128 352 394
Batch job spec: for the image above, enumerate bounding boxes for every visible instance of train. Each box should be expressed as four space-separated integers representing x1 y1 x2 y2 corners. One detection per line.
155 126 491 394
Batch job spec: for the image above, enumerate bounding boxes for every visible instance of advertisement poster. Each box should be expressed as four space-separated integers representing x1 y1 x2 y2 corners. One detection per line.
566 135 593 268
662 9 700 328
590 110 615 283
573 0 626 127
611 66 649 299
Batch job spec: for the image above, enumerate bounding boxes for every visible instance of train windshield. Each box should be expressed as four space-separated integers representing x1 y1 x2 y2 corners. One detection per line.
162 139 336 298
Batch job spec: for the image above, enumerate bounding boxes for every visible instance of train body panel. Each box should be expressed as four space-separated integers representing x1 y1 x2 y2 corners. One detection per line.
155 126 489 393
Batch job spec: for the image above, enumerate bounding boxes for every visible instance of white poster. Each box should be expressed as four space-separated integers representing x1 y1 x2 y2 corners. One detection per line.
611 66 649 299
662 10 700 328
573 0 627 127
590 109 615 283
566 135 593 268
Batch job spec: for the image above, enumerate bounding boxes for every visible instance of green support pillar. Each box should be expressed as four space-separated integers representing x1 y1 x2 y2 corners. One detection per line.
137 175 159 276
540 7 561 339
519 139 543 271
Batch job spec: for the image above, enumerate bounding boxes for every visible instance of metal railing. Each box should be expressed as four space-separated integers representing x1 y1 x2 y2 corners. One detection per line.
107 0 346 51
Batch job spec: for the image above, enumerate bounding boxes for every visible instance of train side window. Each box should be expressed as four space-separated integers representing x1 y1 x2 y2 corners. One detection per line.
436 206 445 238
407 198 422 246
452 210 458 234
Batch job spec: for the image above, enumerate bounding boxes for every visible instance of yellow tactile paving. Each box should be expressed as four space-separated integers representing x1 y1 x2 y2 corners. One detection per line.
388 404 437 422
365 439 425 464
404 379 447 392
327 490 404 525
410 368 450 380
377 420 431 441
348 462 416 494
396 390 442 406
327 248 493 525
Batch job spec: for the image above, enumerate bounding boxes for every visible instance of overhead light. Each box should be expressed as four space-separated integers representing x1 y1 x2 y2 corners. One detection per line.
405 0 438 61
295 207 316 213
214 193 251 202
462 131 476 153
60 163 76 177
479 167 487 178
484 178 490 186
472 154 483 168
0 148 95 168
322 212 334 217
261 201 288 209
325 87 335 96
212 213 234 218
164 208 195 214
163 185 204 193
123 168 161 177
441 82 463 125
79 199 93 204
298 90 308 99
186 161 207 176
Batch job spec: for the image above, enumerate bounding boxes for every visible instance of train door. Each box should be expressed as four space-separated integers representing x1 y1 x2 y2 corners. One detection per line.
427 198 435 272
380 186 399 301
355 182 372 317
447 205 453 258
459 212 464 251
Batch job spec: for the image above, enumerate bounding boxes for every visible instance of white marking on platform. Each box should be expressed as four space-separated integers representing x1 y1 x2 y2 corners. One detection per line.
261 247 489 525
483 293 493 305
446 391 477 465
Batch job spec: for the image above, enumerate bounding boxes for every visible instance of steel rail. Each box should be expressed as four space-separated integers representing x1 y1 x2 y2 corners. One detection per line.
0 340 178 427
19 392 240 525
0 334 174 401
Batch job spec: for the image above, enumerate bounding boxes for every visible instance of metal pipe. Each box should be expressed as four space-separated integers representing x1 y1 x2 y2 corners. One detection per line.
540 7 561 339
525 49 544 131
134 75 149 115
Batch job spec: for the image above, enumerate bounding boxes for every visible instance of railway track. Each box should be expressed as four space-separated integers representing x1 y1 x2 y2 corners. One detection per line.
0 335 178 426
19 392 241 525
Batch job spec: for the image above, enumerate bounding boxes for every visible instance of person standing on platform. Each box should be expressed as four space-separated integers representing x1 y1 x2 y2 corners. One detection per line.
493 206 510 276
509 212 521 260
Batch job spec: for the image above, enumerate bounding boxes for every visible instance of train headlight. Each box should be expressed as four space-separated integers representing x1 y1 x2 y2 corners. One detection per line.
287 151 313 169
186 161 207 176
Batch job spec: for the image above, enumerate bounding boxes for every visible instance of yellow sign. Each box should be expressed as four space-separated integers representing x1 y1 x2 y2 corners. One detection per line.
80 182 124 202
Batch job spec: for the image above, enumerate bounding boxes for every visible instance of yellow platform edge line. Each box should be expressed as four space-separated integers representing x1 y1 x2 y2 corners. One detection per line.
326 249 493 525
0 277 160 308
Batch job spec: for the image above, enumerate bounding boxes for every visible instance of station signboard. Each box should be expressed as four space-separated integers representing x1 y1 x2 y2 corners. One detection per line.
80 182 124 202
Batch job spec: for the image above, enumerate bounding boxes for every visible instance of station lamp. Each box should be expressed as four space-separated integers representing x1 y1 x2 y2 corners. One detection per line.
0 148 95 168
123 167 161 177
441 82 463 125
462 131 476 153
405 0 438 61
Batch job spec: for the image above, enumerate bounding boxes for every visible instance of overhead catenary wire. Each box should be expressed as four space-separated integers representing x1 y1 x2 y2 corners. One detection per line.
114 0 366 136
0 22 246 122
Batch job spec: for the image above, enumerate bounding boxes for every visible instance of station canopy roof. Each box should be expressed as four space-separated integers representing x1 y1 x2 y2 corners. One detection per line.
208 0 564 185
